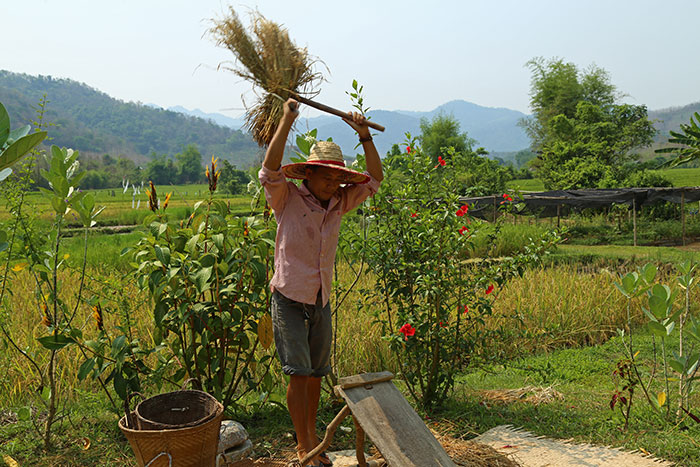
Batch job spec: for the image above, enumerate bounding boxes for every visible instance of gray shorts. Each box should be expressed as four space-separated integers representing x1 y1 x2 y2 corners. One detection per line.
271 289 332 377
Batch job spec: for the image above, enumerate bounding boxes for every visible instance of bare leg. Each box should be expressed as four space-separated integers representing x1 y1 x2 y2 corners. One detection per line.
288 375 318 465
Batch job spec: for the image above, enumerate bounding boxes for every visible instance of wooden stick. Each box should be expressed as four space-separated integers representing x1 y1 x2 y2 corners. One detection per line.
293 95 386 132
301 405 352 466
353 416 367 467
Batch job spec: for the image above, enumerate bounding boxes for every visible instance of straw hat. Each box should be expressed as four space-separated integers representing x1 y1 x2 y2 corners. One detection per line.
282 141 370 184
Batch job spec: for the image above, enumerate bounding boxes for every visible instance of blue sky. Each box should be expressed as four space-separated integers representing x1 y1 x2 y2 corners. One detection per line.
3 0 698 118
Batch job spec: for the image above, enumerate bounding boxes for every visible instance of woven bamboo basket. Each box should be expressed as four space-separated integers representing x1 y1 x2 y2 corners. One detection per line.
119 402 224 467
136 389 221 430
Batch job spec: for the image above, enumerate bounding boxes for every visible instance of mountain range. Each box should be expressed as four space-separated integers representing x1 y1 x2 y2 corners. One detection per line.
170 100 532 156
1 70 698 169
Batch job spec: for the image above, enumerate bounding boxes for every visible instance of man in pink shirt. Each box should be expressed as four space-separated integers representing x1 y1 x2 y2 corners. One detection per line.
259 98 383 466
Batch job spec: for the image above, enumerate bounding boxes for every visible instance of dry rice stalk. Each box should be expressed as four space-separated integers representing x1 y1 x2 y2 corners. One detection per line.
431 429 522 467
478 386 564 406
209 8 324 146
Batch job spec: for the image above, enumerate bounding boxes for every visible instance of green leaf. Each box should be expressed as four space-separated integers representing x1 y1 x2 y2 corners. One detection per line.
154 246 170 266
613 281 630 298
0 131 47 171
0 103 9 147
621 272 637 295
17 406 31 422
78 358 96 380
111 335 127 356
641 263 657 284
38 334 76 350
195 267 213 293
113 371 127 399
50 196 68 215
0 167 11 182
8 125 30 142
648 295 667 319
648 320 668 338
669 359 685 374
185 234 200 253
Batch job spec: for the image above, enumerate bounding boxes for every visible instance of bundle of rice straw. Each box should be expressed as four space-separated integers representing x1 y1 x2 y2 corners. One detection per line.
209 8 324 147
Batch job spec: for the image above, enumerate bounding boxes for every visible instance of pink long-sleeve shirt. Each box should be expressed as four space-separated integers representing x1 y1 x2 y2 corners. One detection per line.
259 165 380 306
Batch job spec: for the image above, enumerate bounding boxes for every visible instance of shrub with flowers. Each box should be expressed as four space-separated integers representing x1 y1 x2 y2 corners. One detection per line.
345 136 560 409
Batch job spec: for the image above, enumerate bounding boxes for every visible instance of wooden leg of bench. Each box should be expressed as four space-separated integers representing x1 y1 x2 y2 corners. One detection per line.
301 405 351 466
353 415 366 467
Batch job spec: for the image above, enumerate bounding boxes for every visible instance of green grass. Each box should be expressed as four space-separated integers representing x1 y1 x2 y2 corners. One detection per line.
506 167 700 192
506 178 545 191
0 185 256 226
653 167 700 187
445 332 700 466
553 243 700 265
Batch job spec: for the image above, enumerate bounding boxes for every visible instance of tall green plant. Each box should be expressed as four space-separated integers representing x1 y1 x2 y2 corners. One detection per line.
613 262 700 427
1 145 103 450
345 136 559 409
126 159 278 409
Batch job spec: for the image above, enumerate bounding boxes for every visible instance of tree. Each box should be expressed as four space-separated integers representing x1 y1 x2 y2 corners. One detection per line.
145 154 177 185
391 114 510 196
419 113 474 162
514 149 536 169
219 159 251 195
175 144 203 184
521 57 656 189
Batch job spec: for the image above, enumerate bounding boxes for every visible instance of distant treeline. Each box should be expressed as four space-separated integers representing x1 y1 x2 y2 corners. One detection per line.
0 70 262 168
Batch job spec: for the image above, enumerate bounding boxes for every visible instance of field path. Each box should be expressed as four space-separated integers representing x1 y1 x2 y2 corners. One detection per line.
473 425 673 467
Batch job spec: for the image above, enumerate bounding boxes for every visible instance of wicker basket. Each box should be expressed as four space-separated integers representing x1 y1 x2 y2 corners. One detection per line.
136 389 221 430
119 402 224 467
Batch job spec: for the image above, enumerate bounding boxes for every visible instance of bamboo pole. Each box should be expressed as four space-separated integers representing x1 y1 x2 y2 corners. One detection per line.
633 199 637 247
682 189 686 246
557 204 561 228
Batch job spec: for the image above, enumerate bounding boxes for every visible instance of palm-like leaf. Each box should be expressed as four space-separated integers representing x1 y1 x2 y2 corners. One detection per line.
656 112 700 167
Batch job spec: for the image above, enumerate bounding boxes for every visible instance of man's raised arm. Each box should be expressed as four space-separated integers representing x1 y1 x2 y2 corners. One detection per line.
263 98 299 171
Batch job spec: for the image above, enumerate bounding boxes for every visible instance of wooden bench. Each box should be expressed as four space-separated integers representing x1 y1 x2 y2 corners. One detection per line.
301 372 456 467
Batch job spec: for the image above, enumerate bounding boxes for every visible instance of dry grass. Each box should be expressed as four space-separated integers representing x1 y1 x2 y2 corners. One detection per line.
2 260 694 408
476 386 564 406
0 268 151 405
209 8 324 146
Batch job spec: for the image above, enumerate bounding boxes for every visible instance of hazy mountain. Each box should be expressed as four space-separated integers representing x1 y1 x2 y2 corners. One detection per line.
3 69 698 167
636 101 700 159
173 100 532 156
0 70 261 167
168 105 246 129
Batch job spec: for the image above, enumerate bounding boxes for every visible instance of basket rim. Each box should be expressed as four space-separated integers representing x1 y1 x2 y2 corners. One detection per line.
119 405 224 435
135 390 222 429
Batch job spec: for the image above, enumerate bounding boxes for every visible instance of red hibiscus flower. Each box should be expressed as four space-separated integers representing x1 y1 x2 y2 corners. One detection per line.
438 156 446 166
399 323 416 340
406 146 412 154
485 284 494 295
459 226 468 235
500 193 513 204
455 204 469 217
463 305 469 314
411 212 418 218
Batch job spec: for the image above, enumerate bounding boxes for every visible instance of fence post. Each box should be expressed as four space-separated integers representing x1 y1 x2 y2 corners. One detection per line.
633 199 637 247
557 204 561 228
682 189 686 246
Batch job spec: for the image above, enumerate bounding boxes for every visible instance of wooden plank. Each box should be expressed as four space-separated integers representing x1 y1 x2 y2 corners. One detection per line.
337 382 456 466
337 371 394 391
